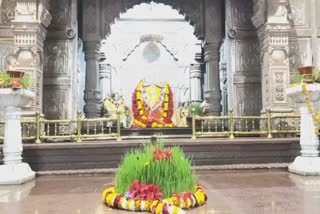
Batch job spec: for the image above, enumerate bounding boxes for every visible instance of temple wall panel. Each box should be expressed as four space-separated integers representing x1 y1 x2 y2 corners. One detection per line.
43 0 78 119
225 0 261 116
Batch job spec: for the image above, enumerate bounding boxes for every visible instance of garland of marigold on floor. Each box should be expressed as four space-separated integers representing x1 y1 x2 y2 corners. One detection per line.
301 83 320 134
132 81 174 128
102 184 207 214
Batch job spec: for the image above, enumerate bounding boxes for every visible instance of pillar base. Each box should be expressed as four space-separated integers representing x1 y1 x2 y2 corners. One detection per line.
0 163 35 185
289 156 320 176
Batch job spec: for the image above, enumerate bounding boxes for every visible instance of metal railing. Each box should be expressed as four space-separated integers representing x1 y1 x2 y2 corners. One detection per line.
0 109 300 143
0 111 121 144
192 109 300 139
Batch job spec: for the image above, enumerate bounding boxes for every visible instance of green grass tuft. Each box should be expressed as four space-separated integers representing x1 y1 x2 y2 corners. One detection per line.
115 143 196 198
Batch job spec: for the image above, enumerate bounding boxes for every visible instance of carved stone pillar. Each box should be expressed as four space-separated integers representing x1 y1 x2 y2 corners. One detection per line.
11 0 51 115
83 41 102 118
99 61 111 100
203 42 222 115
189 63 202 103
43 0 79 120
253 0 293 114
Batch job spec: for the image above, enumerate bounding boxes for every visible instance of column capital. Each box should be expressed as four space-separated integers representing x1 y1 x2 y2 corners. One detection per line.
203 42 220 62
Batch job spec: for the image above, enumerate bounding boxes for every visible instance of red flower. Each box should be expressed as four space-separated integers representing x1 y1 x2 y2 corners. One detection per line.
153 149 164 161
128 180 163 201
164 148 172 160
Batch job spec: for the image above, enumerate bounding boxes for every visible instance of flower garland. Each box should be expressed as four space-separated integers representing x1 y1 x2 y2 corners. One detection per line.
301 83 320 134
101 184 207 214
132 81 174 128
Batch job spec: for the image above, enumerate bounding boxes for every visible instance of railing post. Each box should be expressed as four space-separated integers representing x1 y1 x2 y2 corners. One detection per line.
35 112 41 144
116 111 122 142
191 108 197 140
266 108 272 138
76 111 82 143
229 108 235 139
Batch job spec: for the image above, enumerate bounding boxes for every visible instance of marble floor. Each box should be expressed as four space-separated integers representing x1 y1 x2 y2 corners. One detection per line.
0 170 320 214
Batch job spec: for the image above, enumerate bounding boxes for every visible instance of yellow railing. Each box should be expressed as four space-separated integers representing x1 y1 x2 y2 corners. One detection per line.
192 109 300 139
0 109 301 143
0 111 121 144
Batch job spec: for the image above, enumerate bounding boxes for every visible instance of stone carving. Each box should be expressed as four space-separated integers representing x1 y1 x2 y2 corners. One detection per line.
50 0 67 26
288 4 305 27
236 83 262 116
251 0 266 29
231 0 254 29
0 0 16 24
15 49 35 67
65 28 76 39
235 41 260 72
43 87 68 119
289 38 311 69
273 72 286 103
0 44 13 69
44 41 68 76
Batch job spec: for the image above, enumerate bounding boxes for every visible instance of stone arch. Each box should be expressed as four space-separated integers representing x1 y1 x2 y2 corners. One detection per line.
101 0 203 39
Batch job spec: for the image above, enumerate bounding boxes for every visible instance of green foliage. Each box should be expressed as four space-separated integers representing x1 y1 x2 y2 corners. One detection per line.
115 143 196 198
188 103 204 116
292 70 304 84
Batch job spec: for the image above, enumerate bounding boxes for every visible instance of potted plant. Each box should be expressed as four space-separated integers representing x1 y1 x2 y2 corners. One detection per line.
0 71 31 89
292 66 319 85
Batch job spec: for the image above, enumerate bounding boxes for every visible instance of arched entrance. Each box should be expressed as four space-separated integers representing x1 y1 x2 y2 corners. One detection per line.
95 3 201 127
81 0 224 118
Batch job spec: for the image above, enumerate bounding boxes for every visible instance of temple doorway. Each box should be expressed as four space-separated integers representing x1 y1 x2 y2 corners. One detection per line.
87 2 203 127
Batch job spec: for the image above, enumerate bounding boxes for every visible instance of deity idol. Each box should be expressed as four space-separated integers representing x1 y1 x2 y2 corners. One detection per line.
132 80 174 128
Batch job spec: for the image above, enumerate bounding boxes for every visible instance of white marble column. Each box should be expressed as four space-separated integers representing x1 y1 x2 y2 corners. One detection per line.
203 42 222 115
83 41 102 118
189 63 202 103
99 63 111 100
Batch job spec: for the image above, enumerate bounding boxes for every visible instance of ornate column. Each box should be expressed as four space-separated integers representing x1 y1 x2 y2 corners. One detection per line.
189 63 202 103
11 0 51 115
203 42 222 115
252 0 293 114
99 63 111 100
83 41 102 118
219 40 228 115
202 0 223 115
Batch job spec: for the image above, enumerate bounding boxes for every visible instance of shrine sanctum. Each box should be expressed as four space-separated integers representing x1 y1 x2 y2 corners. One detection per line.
0 0 319 122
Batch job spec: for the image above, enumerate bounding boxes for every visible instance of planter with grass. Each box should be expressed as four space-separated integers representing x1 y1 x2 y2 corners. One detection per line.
101 143 207 213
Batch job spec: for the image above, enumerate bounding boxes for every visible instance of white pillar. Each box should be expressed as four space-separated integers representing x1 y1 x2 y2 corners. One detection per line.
189 63 202 103
286 84 320 175
0 89 35 184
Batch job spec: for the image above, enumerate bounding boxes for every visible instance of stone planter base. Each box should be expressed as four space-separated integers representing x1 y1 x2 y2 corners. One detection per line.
289 156 320 176
0 163 35 185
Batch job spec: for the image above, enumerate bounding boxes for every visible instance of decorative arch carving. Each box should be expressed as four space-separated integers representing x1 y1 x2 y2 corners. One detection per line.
100 0 203 39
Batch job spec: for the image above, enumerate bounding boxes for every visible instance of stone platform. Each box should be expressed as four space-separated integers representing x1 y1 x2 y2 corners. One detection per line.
1 170 320 214
0 137 300 172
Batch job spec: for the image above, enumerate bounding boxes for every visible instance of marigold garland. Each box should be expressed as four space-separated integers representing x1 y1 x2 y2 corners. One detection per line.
102 185 207 214
132 80 174 128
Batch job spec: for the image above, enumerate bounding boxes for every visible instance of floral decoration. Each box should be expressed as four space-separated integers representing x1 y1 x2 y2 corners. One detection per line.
301 83 320 135
132 80 174 128
101 184 207 214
